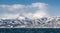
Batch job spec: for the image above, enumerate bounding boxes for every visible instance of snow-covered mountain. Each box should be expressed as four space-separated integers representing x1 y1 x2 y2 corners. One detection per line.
0 16 60 28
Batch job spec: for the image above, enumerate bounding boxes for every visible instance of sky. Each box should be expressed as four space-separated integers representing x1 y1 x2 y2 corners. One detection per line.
0 0 60 19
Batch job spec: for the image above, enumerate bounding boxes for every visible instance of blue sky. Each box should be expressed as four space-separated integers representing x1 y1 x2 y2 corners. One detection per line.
0 0 60 5
0 0 60 18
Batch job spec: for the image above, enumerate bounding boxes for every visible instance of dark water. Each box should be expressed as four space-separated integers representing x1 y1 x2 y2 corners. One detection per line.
0 28 60 33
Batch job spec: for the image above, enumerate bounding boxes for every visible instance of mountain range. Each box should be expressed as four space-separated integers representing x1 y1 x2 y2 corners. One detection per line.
0 16 60 28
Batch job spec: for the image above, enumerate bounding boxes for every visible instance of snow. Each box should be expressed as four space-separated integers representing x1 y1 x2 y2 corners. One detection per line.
0 16 60 28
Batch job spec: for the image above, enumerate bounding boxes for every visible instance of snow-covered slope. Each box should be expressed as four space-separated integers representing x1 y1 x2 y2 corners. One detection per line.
0 16 60 28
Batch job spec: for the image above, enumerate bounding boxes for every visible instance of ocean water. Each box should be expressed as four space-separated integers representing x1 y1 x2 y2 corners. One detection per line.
0 28 60 33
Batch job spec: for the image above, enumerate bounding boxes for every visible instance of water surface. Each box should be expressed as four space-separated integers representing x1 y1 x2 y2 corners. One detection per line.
0 28 60 33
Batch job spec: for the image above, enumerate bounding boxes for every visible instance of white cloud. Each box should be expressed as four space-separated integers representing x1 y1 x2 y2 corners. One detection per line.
0 3 49 19
0 14 19 19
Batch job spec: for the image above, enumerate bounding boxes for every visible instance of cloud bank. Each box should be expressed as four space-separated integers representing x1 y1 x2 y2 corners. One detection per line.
0 3 49 19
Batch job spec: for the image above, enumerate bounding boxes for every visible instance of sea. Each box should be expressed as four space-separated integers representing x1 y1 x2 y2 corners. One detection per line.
0 28 60 33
